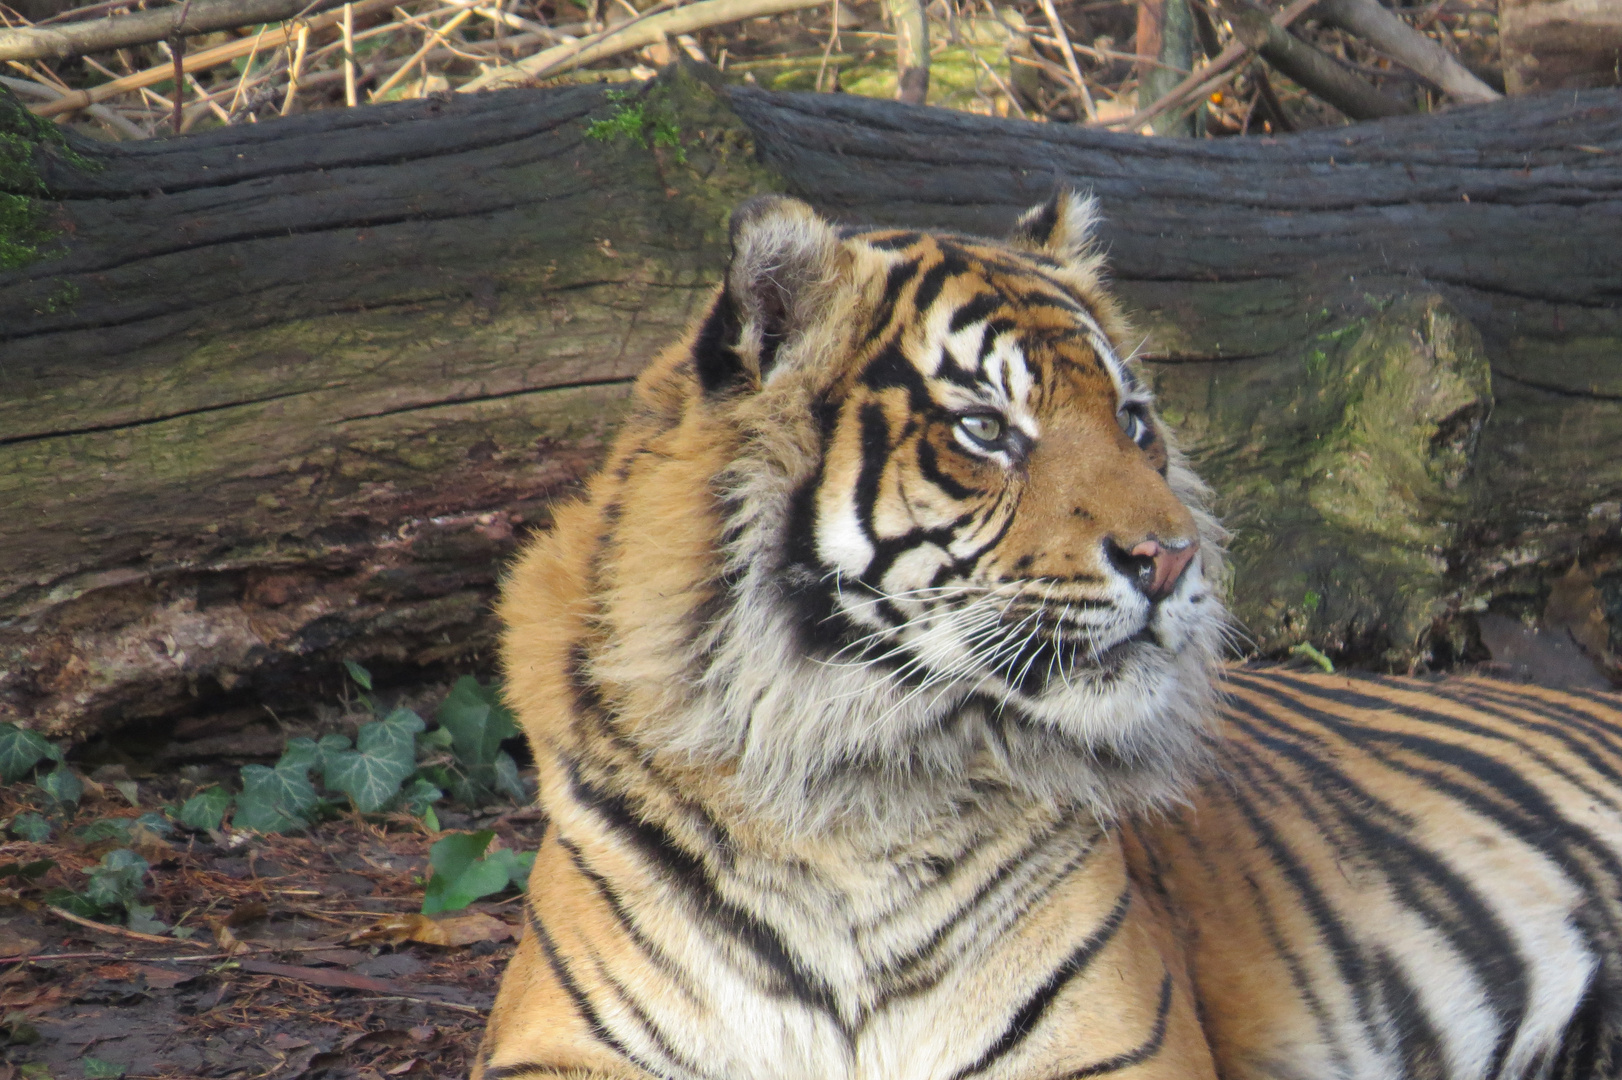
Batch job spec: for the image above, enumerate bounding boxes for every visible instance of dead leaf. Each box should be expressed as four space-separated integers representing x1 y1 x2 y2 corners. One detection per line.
407 1026 434 1043
0 928 40 959
304 948 368 967
347 912 513 949
385 1059 420 1075
268 1033 311 1051
225 902 270 928
130 963 196 989
341 1029 413 1052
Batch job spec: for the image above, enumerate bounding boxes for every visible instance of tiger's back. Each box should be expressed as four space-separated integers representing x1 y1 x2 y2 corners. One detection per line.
1138 669 1622 1080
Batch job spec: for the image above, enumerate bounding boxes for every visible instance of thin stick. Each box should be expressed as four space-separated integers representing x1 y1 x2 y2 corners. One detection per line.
1034 0 1094 121
29 0 393 118
972 47 1027 119
1098 0 1316 130
279 19 308 115
345 994 486 1015
814 0 837 93
341 1 355 105
168 33 184 133
460 0 825 92
228 22 269 115
46 905 215 948
369 5 472 100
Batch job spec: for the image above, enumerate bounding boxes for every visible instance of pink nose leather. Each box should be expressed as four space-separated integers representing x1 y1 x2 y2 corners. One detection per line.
1129 539 1198 601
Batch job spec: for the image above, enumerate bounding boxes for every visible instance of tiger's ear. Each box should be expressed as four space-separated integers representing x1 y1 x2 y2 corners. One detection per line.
695 195 842 394
1007 188 1103 269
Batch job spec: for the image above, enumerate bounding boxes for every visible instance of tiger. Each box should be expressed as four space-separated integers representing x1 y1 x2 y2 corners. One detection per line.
478 190 1622 1080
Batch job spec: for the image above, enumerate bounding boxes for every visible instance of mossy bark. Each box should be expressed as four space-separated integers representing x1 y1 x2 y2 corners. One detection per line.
2 70 1619 739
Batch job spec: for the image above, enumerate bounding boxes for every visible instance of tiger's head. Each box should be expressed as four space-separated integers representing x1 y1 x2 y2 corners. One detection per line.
586 191 1227 834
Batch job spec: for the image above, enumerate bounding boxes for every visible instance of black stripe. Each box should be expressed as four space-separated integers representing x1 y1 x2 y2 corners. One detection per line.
482 1064 582 1079
862 259 922 345
917 437 980 500
524 901 651 1070
693 287 746 394
950 889 1131 1080
557 837 702 1003
562 756 840 1016
911 251 966 315
948 291 1003 334
1057 972 1174 1080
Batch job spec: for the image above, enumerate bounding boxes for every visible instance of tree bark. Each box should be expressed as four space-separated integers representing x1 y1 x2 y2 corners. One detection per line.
3 69 1620 740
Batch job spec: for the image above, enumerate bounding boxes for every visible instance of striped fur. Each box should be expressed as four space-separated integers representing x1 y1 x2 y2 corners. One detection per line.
478 194 1622 1080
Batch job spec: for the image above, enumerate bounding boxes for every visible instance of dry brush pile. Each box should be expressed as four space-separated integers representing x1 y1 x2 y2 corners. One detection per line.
0 0 1521 143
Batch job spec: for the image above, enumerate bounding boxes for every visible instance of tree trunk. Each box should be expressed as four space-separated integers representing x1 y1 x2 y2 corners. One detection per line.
3 69 1620 741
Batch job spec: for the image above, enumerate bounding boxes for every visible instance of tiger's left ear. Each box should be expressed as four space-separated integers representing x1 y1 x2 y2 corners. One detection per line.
695 195 842 394
1007 188 1103 269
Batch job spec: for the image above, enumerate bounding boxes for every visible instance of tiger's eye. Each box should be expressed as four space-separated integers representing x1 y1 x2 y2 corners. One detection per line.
1117 407 1151 447
959 414 1006 445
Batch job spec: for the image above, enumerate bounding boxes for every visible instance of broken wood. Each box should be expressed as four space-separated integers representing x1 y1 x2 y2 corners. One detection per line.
0 0 346 63
3 70 1620 742
1310 0 1499 103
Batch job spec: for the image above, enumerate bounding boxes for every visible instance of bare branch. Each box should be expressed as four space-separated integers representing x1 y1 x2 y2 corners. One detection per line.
0 0 345 63
1312 0 1499 103
459 0 829 92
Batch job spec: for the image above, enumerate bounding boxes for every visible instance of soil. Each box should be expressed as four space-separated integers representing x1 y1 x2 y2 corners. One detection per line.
0 759 546 1080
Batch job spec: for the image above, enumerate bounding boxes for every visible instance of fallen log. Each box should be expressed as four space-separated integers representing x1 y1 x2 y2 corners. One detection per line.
2 70 1620 741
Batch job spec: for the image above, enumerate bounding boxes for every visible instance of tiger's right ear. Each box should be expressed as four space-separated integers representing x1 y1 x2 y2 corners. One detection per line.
694 195 841 395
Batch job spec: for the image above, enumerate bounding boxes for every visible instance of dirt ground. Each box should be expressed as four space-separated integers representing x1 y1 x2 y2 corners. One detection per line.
1 766 547 1080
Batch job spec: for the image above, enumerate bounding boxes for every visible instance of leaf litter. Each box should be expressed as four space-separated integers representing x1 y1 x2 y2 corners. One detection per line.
0 700 545 1080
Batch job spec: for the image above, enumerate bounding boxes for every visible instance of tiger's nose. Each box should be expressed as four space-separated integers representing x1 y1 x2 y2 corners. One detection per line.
1105 537 1198 601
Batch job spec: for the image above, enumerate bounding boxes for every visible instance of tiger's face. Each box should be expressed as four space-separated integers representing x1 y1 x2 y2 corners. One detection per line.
630 192 1225 828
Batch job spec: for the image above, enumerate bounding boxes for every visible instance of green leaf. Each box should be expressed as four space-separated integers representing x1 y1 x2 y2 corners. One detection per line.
0 858 54 881
178 787 232 832
84 849 147 911
482 846 535 892
492 751 528 804
277 737 324 774
135 811 175 837
125 904 168 935
421 830 516 914
9 812 52 842
323 709 424 813
36 764 82 806
75 819 132 844
81 1055 124 1078
400 777 443 817
422 805 440 833
232 763 320 834
416 727 455 753
435 677 518 768
0 722 54 783
343 659 374 691
43 887 101 919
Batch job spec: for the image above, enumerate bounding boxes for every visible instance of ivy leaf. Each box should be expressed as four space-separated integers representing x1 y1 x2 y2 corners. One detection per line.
492 751 528 804
125 903 168 935
482 846 535 892
435 678 517 767
178 787 232 832
323 708 424 813
82 1055 125 1078
0 722 55 783
233 763 320 834
84 849 148 912
421 830 513 914
36 764 83 807
44 887 101 919
400 777 443 817
343 660 374 691
8 812 52 842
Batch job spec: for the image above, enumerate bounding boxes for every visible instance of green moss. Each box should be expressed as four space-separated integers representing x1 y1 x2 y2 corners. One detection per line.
0 86 96 271
585 85 687 163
